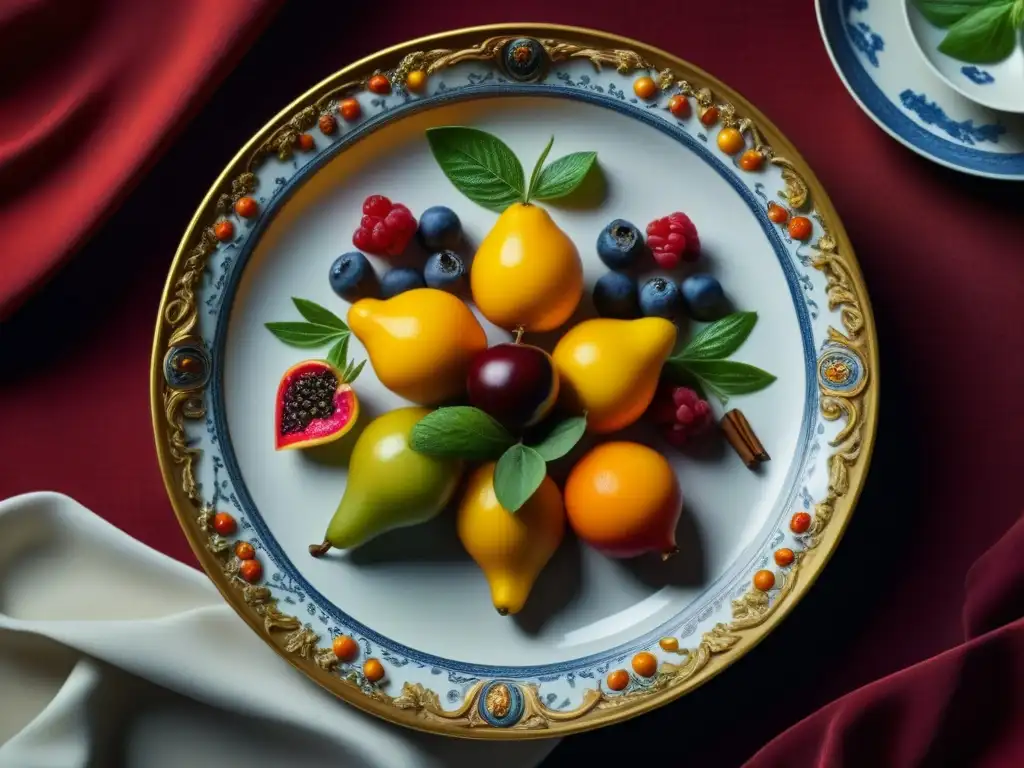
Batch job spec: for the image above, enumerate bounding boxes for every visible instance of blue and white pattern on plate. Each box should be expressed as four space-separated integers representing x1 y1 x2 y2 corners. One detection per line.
817 0 1024 178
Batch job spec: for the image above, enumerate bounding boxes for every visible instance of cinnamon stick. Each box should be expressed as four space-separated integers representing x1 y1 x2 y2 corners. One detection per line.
720 409 769 469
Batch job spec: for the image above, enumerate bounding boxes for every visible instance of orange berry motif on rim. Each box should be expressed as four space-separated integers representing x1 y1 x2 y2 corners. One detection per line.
239 558 262 583
214 220 234 242
668 94 690 117
631 651 658 678
297 133 315 151
753 569 776 591
789 216 812 241
717 127 744 155
739 149 764 171
633 76 657 100
368 74 390 94
824 360 852 385
659 637 679 652
774 548 795 567
791 511 812 534
212 512 236 535
318 114 337 135
363 658 385 683
234 197 258 219
406 70 427 92
606 669 629 691
767 202 789 224
339 98 361 121
332 635 359 662
700 105 719 126
234 541 255 560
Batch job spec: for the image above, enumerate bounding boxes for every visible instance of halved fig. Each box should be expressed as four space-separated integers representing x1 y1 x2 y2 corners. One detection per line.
274 360 358 450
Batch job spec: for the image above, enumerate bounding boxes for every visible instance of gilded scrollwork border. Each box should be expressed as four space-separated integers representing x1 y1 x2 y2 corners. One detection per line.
151 24 877 739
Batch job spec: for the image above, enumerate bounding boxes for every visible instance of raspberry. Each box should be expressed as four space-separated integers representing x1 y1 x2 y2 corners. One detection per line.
646 212 701 269
647 384 713 447
353 196 417 256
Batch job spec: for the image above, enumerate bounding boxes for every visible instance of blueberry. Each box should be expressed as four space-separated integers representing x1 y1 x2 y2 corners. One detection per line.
639 277 682 319
424 250 466 292
329 251 377 301
596 219 644 270
681 273 727 321
593 271 640 319
380 267 426 298
417 206 463 251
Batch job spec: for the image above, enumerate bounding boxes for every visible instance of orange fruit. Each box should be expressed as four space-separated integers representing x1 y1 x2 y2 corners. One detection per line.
564 442 682 559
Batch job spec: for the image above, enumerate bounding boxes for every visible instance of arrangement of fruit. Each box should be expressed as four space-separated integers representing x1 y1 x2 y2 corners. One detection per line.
264 126 778 617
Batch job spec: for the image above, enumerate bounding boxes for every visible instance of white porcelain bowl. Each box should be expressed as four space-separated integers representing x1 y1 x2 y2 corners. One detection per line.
904 0 1024 114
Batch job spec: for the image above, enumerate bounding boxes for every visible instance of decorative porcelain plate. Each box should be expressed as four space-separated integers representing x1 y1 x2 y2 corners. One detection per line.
817 0 1024 179
152 25 878 739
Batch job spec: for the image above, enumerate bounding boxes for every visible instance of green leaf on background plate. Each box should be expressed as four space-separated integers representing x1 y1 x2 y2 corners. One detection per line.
913 0 1006 27
676 359 777 405
425 127 526 212
326 334 350 369
528 416 587 462
410 406 517 460
531 151 598 201
676 312 758 361
938 3 1018 63
526 136 555 202
343 359 366 384
494 444 547 513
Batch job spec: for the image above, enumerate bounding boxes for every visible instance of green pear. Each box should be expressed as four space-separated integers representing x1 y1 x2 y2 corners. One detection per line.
309 407 463 554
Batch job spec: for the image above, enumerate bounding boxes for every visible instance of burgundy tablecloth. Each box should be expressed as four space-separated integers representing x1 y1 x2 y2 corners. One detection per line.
2 1 1022 765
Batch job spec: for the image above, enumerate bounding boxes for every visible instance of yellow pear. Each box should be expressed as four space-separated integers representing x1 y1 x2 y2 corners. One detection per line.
552 317 677 433
348 288 487 406
470 203 583 332
456 463 565 616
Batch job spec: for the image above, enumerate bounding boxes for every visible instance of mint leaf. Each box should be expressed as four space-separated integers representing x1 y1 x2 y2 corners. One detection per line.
680 360 777 404
529 416 587 462
410 406 516 460
326 334 350 369
531 152 598 201
913 0 1003 27
293 297 347 331
343 359 366 384
677 312 758 361
526 136 554 203
494 444 547 513
938 3 1017 63
426 127 525 212
265 322 347 347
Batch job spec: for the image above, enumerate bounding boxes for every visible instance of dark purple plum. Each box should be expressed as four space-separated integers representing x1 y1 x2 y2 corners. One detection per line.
466 343 559 430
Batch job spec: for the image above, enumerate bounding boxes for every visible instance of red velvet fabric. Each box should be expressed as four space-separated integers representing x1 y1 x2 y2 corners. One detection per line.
1 2 1022 765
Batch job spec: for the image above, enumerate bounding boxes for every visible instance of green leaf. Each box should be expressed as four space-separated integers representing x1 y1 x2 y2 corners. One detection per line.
409 406 516 460
526 136 554 203
677 312 758 361
292 297 347 331
529 416 587 462
531 152 598 201
425 127 525 212
1011 0 1024 27
326 334 350 369
679 360 777 404
494 444 547 513
938 3 1017 63
913 0 1004 27
264 322 347 347
344 359 366 384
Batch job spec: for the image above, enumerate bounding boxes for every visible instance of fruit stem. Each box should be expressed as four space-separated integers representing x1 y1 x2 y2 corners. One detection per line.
308 540 332 557
661 546 680 562
514 326 525 344
496 606 509 616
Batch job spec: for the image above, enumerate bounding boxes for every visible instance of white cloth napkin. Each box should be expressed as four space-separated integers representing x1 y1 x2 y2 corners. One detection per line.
0 492 558 768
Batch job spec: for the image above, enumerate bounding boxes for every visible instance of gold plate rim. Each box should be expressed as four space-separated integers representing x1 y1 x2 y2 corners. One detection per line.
150 22 880 740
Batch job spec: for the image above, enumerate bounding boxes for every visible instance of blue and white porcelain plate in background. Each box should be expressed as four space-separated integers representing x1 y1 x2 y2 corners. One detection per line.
153 26 878 738
817 0 1024 179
